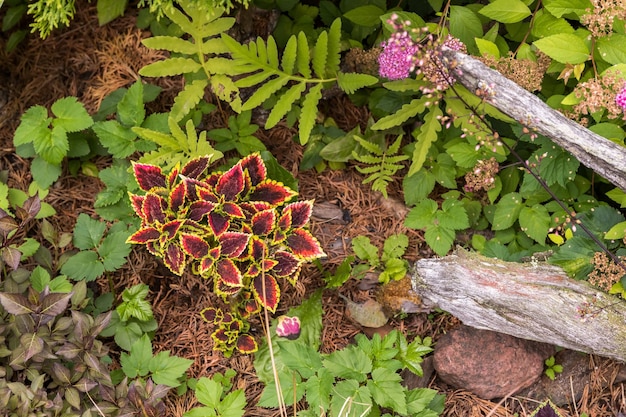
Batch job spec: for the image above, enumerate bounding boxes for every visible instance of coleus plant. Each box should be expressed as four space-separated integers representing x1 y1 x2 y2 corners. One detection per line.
126 153 325 355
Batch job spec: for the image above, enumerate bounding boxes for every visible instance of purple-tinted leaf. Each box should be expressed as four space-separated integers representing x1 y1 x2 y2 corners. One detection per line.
287 229 326 260
283 200 313 228
222 202 245 218
199 256 215 275
272 250 301 277
74 376 99 393
277 210 292 231
51 362 72 384
272 229 287 245
126 227 160 244
252 209 275 235
142 193 167 224
276 315 301 339
161 220 183 240
183 177 210 201
215 279 241 297
169 182 186 213
56 341 81 360
0 293 34 315
531 401 563 417
22 195 41 220
209 247 221 259
245 263 260 277
236 334 258 354
212 328 229 343
241 297 260 318
21 333 44 361
250 237 267 260
180 233 210 259
167 164 179 188
198 188 219 203
163 244 185 275
188 201 216 222
204 171 220 187
0 216 18 236
252 274 280 312
146 241 160 256
133 162 166 191
208 211 230 236
1 246 22 271
129 194 145 219
249 180 297 206
216 164 245 201
219 232 251 258
200 307 219 323
261 258 278 271
181 156 210 179
240 153 266 185
40 292 73 317
216 258 243 287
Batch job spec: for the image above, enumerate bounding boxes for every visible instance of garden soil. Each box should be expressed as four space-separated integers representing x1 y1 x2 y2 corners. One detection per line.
0 4 624 417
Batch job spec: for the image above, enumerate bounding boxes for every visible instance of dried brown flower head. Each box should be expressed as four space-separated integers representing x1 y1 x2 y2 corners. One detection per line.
479 51 551 92
581 0 626 37
588 251 625 292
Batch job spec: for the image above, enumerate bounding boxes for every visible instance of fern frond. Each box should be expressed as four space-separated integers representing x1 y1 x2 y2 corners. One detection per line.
296 33 312 78
241 77 290 111
142 36 197 54
256 36 268 64
352 135 408 198
326 19 342 75
354 136 384 155
281 36 297 75
408 106 442 176
267 36 280 68
382 78 429 92
371 96 430 130
312 31 328 79
139 58 202 77
266 83 307 129
202 38 229 55
356 164 383 174
170 79 208 123
387 134 404 154
299 84 323 144
233 71 274 88
132 127 180 150
337 72 378 94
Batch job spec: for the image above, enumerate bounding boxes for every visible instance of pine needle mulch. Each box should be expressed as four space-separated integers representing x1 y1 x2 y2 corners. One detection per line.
1 3 625 417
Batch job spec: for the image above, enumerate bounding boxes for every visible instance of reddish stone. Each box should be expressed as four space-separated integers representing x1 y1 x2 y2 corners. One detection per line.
433 325 554 399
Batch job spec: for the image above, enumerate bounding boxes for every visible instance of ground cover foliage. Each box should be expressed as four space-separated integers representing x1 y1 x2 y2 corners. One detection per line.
1 0 626 416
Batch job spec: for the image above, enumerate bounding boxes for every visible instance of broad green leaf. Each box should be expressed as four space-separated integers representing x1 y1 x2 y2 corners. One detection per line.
439 199 469 231
343 5 385 26
93 120 138 158
543 0 592 18
99 232 132 271
149 351 193 386
330 380 372 417
492 192 523 230
121 334 153 378
367 367 407 414
475 38 500 58
323 345 372 382
326 18 342 74
405 199 438 230
352 235 379 263
596 34 626 65
539 146 579 187
534 34 589 64
298 84 323 144
97 0 127 25
530 11 574 39
265 82 306 128
337 72 378 94
73 213 106 250
408 106 442 176
116 81 145 126
139 57 202 77
60 251 105 281
371 96 429 130
605 221 626 239
34 125 68 166
424 224 456 256
312 31 328 78
276 340 322 378
406 388 439 414
449 6 483 53
479 0 531 23
51 97 93 133
549 236 595 279
403 169 436 205
217 389 246 417
589 123 626 143
303 368 333 412
194 377 222 407
31 156 62 189
519 204 551 244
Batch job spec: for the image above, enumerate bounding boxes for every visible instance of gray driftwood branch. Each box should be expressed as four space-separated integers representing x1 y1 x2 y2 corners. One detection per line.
411 249 626 362
441 47 626 192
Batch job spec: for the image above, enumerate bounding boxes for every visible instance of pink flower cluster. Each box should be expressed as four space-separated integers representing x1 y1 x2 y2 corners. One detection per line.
616 85 626 112
378 14 419 80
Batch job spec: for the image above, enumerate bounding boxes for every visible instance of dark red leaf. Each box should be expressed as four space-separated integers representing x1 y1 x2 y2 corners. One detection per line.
209 247 221 259
130 194 145 219
180 233 210 259
272 250 301 277
245 263 260 277
209 212 230 236
200 307 219 323
146 241 160 256
252 274 280 312
283 201 313 228
142 194 167 224
133 163 167 191
167 164 179 188
199 256 215 275
250 237 267 260
218 232 251 258
277 211 291 231
249 180 297 206
236 334 258 354
222 202 245 218
204 172 220 187
212 328 229 343
287 229 326 260
163 244 186 275
216 258 243 287
229 319 242 332
216 164 244 201
240 153 266 186
215 279 241 297
161 220 183 240
181 156 210 179
169 182 186 213
183 177 210 201
261 258 278 271
198 188 219 203
188 201 216 222
241 298 260 318
127 227 160 244
272 229 286 245
252 209 276 235
222 312 234 323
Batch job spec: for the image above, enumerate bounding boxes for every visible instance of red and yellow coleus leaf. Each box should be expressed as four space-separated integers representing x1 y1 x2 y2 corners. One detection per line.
252 274 280 312
161 220 183 240
183 177 210 201
133 162 167 191
215 279 242 298
200 307 220 323
272 250 301 277
180 233 210 259
277 210 291 232
216 258 243 288
127 227 160 244
218 232 251 258
163 244 186 275
199 256 215 275
130 194 144 219
283 200 313 228
240 297 260 318
209 212 230 236
217 163 245 201
240 153 266 186
212 328 229 343
169 182 187 213
167 163 179 188
236 334 258 354
287 229 326 260
250 237 267 261
142 193 168 224
188 201 216 222
252 209 275 236
181 156 211 179
222 202 245 219
249 180 297 206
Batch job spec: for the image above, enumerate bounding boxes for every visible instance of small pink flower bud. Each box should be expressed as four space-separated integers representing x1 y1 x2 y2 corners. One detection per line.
276 315 301 340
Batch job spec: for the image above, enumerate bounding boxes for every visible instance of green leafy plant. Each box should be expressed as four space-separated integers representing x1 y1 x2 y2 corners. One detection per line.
351 234 409 284
544 356 563 381
208 110 266 156
183 370 246 417
126 153 325 355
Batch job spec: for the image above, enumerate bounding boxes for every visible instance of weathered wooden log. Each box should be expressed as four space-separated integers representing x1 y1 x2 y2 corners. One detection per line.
441 47 626 193
410 249 626 362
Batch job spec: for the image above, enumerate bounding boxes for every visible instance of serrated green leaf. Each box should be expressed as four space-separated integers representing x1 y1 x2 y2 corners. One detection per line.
382 234 409 261
50 97 93 133
539 146 579 187
93 120 138 158
303 368 333 412
533 34 589 64
323 345 372 382
424 224 456 256
60 251 105 281
217 389 246 417
543 0 592 18
117 81 145 127
241 76 290 111
549 236 595 279
33 125 68 166
133 127 180 149
352 235 379 263
449 5 483 53
149 351 193 386
606 221 626 239
140 57 202 77
492 192 523 230
298 83 323 144
72 213 106 250
408 106 442 176
367 367 407 414
194 377 222 407
337 72 378 94
344 5 385 26
406 388 439 414
121 334 152 378
276 340 322 378
296 32 311 78
31 156 62 189
312 31 328 78
519 204 550 244
330 380 371 417
403 169 436 205
405 199 438 230
439 199 469 230
479 0 531 23
265 82 306 128
99 232 131 271
371 97 429 130
596 34 626 65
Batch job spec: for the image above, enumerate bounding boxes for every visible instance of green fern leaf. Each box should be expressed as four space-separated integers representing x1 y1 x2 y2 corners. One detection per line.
352 135 407 198
132 127 180 150
267 36 280 68
202 38 229 55
382 79 429 92
165 5 196 35
266 83 307 129
408 107 442 176
142 36 197 54
357 164 383 174
312 31 329 79
354 136 384 155
241 77 290 111
371 96 430 130
337 72 378 94
234 71 274 88
326 19 342 75
210 75 242 112
297 32 312 78
299 84 323 144
139 58 202 77
256 36 268 65
281 36 298 75
387 134 404 154
170 79 208 123
197 16 235 38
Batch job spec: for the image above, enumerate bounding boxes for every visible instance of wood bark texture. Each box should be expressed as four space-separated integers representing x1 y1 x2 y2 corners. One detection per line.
411 249 626 362
441 47 626 193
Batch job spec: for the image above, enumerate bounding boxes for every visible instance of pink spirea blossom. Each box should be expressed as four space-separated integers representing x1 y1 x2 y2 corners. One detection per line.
378 33 419 80
276 315 301 340
616 85 626 111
